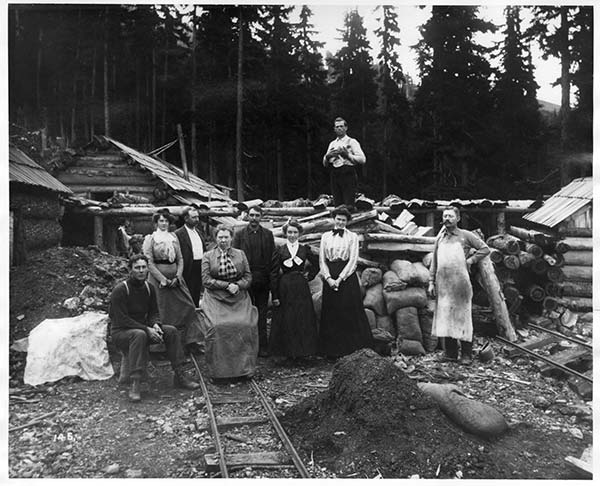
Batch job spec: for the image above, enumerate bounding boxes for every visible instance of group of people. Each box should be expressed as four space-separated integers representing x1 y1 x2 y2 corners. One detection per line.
110 117 490 402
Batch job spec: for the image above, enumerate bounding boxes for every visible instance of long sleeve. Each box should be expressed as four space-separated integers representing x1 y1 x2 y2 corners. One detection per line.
201 252 229 290
348 138 366 165
339 232 359 281
109 284 150 332
174 237 184 280
147 284 161 327
464 230 490 264
319 234 331 280
429 237 440 283
142 235 166 285
235 251 253 290
305 245 320 281
270 247 282 300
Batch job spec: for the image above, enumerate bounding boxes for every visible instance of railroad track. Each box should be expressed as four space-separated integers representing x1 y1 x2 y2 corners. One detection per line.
189 354 310 478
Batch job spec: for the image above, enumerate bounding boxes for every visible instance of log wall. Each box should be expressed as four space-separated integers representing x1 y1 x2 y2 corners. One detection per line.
56 153 159 201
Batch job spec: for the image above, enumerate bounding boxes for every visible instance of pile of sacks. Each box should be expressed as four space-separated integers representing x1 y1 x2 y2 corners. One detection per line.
360 259 438 355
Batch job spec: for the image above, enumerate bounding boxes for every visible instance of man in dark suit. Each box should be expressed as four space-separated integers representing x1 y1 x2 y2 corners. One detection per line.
175 206 206 307
232 205 277 357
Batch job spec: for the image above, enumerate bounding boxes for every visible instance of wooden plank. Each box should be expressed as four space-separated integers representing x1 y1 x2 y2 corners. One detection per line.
58 173 155 186
210 395 253 405
558 227 592 238
94 215 104 248
63 184 156 194
204 452 291 472
366 242 434 253
539 348 592 375
558 281 593 298
197 416 268 432
63 166 147 178
507 335 560 357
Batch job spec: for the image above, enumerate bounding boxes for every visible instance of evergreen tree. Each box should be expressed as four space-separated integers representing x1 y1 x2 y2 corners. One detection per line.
328 9 377 162
492 6 541 193
255 5 300 200
295 5 328 198
414 6 495 196
374 5 410 198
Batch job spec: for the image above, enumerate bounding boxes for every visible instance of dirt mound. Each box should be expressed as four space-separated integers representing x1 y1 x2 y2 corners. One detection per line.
282 349 481 478
9 246 129 385
281 349 586 479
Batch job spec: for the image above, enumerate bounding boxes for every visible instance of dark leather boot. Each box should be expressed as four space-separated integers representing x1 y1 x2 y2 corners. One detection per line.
174 368 200 390
129 377 141 402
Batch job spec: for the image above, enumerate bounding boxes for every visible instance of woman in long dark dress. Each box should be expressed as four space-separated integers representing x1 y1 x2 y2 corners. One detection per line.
319 206 372 358
269 220 319 358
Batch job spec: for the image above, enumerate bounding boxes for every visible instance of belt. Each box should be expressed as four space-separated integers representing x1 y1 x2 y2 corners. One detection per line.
154 259 174 265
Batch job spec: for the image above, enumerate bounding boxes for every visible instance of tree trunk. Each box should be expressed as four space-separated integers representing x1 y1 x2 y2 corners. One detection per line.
151 47 157 148
90 46 96 138
36 28 43 113
382 121 388 198
305 114 312 199
161 35 169 145
276 135 284 201
208 121 216 183
559 6 571 153
135 59 140 147
190 8 198 176
235 8 244 201
475 256 517 341
103 9 110 137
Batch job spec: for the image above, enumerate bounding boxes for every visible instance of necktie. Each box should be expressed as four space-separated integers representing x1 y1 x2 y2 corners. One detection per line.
333 229 344 237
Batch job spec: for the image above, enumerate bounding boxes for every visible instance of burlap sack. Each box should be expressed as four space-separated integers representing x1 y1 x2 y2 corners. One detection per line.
417 307 438 352
383 287 428 314
397 338 426 356
363 283 387 316
364 308 377 330
422 252 433 269
417 382 509 438
308 276 323 295
375 314 395 335
394 307 422 341
382 270 407 292
390 259 417 284
360 267 383 289
412 262 430 287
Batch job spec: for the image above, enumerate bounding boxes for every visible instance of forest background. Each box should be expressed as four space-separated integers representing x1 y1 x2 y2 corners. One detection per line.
8 4 593 202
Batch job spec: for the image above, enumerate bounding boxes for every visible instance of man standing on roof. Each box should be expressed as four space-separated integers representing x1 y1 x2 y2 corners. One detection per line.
322 117 366 209
428 206 490 365
109 254 199 402
175 206 208 307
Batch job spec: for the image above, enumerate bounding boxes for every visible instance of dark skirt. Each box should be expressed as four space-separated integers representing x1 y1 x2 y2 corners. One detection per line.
319 260 373 358
269 271 318 358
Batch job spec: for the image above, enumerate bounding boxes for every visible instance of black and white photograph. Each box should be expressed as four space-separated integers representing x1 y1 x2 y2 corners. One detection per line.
5 1 595 480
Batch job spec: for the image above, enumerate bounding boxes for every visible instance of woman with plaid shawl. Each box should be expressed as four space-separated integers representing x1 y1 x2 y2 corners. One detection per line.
199 224 258 378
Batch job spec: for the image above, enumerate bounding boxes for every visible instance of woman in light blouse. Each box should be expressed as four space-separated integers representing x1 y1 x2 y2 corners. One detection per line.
142 208 204 351
200 224 258 379
318 206 372 358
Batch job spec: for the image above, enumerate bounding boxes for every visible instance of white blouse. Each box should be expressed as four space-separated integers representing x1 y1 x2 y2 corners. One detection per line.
319 229 360 281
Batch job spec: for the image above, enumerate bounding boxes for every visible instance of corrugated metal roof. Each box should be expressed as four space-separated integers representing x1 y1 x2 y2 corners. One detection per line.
9 146 73 194
523 177 592 228
105 137 230 201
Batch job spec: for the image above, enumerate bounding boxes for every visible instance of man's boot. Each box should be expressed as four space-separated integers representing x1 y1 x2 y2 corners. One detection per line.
129 377 141 402
174 366 200 390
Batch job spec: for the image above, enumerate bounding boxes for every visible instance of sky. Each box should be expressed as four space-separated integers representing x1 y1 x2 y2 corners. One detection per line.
294 4 562 106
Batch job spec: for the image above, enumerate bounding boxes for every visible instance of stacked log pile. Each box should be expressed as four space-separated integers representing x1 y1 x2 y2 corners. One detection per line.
484 226 592 316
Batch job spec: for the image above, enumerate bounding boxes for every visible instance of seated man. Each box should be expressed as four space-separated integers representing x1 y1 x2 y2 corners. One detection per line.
109 254 200 402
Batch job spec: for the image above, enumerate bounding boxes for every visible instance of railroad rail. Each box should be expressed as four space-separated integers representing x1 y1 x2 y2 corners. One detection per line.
495 335 593 383
189 354 310 478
